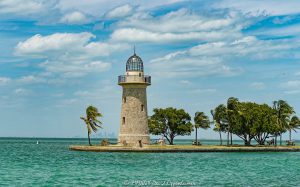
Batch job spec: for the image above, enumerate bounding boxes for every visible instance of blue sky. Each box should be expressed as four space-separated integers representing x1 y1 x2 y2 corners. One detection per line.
1 0 300 140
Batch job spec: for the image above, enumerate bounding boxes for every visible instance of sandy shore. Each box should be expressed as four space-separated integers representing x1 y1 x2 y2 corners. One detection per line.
69 145 300 152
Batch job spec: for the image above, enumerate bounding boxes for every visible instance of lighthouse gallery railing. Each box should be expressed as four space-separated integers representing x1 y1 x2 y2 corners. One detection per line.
118 75 151 84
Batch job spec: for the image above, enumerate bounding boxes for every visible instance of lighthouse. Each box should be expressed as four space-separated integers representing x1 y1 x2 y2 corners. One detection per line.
118 49 151 146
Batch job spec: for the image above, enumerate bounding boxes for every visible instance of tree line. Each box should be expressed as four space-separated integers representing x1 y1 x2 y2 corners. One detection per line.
148 97 300 146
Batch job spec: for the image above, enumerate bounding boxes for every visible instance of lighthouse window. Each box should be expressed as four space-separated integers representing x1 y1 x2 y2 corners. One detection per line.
123 117 125 124
139 73 141 77
141 104 144 111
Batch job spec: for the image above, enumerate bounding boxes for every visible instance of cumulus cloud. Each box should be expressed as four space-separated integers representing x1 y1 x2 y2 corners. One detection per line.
0 0 60 24
188 36 299 59
110 9 246 43
105 4 133 19
60 11 91 24
149 34 300 79
57 0 185 17
0 0 56 15
111 28 231 43
118 9 240 33
15 32 128 77
15 32 94 56
150 51 240 78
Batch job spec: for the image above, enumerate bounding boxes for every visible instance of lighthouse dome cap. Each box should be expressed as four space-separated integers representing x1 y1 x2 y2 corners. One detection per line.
126 53 144 72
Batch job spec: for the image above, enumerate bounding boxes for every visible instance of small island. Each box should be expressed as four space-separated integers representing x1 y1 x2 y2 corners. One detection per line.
70 51 300 153
69 145 300 153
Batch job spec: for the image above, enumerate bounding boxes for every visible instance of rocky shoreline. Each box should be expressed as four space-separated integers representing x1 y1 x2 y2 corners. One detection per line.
69 145 300 152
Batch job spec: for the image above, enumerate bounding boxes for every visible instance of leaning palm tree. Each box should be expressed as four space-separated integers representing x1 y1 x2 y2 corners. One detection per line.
288 116 300 141
80 106 102 146
227 97 239 145
213 124 222 145
211 104 228 146
194 112 210 145
273 100 294 145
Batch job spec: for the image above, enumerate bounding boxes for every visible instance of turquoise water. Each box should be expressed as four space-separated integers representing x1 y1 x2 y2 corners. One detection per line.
1 138 300 186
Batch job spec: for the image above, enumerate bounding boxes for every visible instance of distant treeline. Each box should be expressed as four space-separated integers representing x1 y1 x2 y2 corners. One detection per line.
148 97 300 146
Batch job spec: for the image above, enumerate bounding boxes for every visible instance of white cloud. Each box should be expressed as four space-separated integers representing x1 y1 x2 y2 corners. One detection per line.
110 8 246 43
60 11 90 24
52 93 64 97
0 0 60 24
190 88 217 94
250 82 265 89
150 51 240 78
15 32 128 77
250 23 300 38
40 60 111 78
216 0 300 16
57 0 185 17
0 77 11 86
17 75 46 84
281 80 300 88
73 85 117 99
0 0 186 24
111 28 232 43
148 34 300 79
15 32 94 56
105 4 133 19
58 98 78 106
189 36 300 59
0 0 56 16
117 9 240 33
16 32 128 59
14 88 30 95
281 80 300 95
284 90 300 95
179 80 191 85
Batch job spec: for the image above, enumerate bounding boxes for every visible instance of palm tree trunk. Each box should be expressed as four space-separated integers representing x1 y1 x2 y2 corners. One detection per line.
275 135 277 147
195 128 198 145
289 129 292 141
88 132 92 146
230 133 233 145
227 131 229 146
219 131 222 145
280 134 282 146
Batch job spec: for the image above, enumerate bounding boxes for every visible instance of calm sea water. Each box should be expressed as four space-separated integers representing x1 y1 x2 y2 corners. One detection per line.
0 138 300 187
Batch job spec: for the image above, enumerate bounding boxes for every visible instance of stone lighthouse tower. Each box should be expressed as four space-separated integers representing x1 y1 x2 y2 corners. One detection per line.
118 50 151 146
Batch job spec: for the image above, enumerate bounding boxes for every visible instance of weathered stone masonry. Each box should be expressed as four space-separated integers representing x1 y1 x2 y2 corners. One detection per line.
118 52 151 146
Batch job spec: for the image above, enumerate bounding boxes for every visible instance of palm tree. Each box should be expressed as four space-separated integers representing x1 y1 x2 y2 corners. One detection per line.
80 106 103 146
273 100 294 145
194 112 210 145
288 116 300 141
213 124 222 145
211 104 228 145
227 97 239 146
